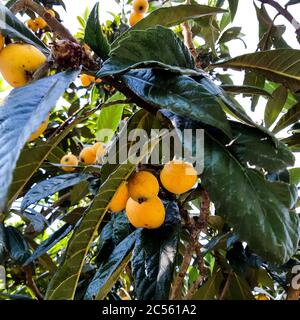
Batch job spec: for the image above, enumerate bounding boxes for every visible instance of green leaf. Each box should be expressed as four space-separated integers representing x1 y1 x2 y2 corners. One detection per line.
289 168 300 185
84 2 110 60
96 92 125 143
0 4 49 54
221 84 272 97
224 273 255 300
132 226 179 300
192 269 223 300
218 27 242 44
203 135 299 264
228 0 239 21
112 4 226 48
24 224 73 266
229 122 294 172
286 0 300 5
122 70 232 137
6 226 31 265
21 173 92 211
0 70 79 211
264 85 288 128
243 71 265 111
211 50 300 92
84 231 137 300
99 26 198 78
273 102 300 134
0 223 8 264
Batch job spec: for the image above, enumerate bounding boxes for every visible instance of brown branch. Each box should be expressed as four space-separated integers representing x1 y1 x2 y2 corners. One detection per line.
257 0 300 40
10 0 76 42
23 265 44 300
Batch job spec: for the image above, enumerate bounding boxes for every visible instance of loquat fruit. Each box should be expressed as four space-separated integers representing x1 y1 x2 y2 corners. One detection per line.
126 196 165 229
35 17 47 29
60 154 78 172
28 114 49 142
160 160 198 195
255 294 270 300
80 74 92 87
132 0 149 14
92 142 106 160
0 33 4 51
0 43 46 87
129 11 144 27
109 182 130 212
79 147 97 165
128 171 159 201
27 19 39 32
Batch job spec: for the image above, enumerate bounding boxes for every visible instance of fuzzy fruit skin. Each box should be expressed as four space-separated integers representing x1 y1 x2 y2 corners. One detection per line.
126 196 165 229
80 74 92 87
27 19 39 32
132 0 149 14
109 182 130 212
79 147 97 165
0 44 46 87
92 142 106 160
0 34 4 51
129 11 144 27
160 160 198 194
28 114 49 142
60 154 78 172
128 171 159 201
35 17 47 29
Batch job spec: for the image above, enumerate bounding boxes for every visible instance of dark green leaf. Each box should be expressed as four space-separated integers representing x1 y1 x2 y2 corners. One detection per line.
21 173 92 211
132 226 179 300
224 273 255 300
218 27 242 44
211 50 300 92
84 231 137 300
0 4 49 54
24 224 73 266
84 2 110 59
264 85 288 128
228 0 239 21
122 70 231 137
243 71 265 111
289 168 300 185
6 226 31 265
273 102 300 134
286 0 300 5
99 26 198 78
0 70 79 211
0 223 8 264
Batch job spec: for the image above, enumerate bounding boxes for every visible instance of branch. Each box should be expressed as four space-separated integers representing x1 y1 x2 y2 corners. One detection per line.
23 265 44 300
257 0 300 40
10 0 76 42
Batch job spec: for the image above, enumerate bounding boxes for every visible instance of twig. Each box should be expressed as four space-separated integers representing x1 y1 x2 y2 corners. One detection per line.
10 0 76 42
257 0 300 41
23 265 44 300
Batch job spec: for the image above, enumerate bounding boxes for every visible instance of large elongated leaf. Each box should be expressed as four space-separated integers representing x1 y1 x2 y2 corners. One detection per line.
112 4 226 48
84 2 110 60
273 102 300 134
264 85 288 128
132 226 179 300
161 111 299 264
45 130 161 300
211 50 300 92
221 85 272 97
0 4 49 54
21 173 93 211
122 70 232 137
99 26 197 78
6 226 31 265
24 224 73 266
0 70 79 211
84 231 137 300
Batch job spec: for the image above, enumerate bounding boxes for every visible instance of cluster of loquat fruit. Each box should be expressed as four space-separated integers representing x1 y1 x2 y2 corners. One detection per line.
129 0 149 27
109 160 198 230
60 142 106 172
26 9 56 33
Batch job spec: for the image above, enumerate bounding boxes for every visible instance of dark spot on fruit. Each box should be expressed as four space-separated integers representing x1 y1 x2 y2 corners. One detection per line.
65 157 69 162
